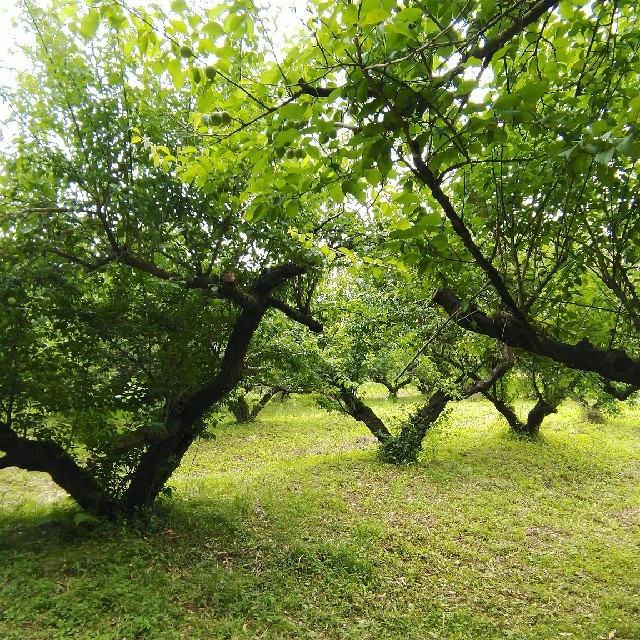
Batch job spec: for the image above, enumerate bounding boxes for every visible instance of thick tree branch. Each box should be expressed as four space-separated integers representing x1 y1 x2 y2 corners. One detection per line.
266 296 323 333
460 355 515 397
334 381 393 442
0 421 115 517
296 81 336 98
468 0 560 67
411 160 535 332
434 288 640 387
602 382 639 401
47 247 117 271
389 353 515 458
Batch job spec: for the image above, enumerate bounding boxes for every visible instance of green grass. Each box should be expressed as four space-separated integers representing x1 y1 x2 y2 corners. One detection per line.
1 396 639 639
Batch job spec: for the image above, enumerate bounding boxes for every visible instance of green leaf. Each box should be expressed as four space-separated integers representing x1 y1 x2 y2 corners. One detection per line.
595 147 615 165
203 20 224 38
170 19 188 34
273 129 299 148
360 9 390 26
79 11 100 40
456 79 478 96
589 120 611 136
518 80 547 103
285 200 300 219
617 134 640 159
392 218 412 231
197 90 215 112
107 12 128 31
386 21 413 38
166 58 186 89
395 7 423 23
171 0 188 12
493 92 521 110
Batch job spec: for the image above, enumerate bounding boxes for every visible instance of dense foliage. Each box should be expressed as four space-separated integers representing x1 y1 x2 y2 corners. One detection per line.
1 0 639 515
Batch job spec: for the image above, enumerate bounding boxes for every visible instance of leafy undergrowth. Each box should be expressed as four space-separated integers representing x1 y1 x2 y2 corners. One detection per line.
1 396 639 639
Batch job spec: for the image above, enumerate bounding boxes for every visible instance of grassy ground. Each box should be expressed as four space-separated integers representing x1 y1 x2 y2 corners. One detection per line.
1 395 639 639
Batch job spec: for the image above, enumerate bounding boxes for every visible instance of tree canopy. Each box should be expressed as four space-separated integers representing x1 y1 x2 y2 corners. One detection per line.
1 0 639 516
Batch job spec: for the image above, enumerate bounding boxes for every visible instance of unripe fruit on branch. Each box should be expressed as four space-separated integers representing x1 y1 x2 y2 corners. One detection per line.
204 65 217 80
179 45 194 58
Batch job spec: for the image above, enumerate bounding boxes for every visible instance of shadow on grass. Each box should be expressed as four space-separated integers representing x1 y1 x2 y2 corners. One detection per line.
0 403 638 639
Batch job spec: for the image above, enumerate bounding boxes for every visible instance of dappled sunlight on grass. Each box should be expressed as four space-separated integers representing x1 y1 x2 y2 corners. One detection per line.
1 397 639 639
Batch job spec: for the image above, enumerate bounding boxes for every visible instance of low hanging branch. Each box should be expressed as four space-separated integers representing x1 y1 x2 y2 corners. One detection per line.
433 289 640 388
0 420 117 517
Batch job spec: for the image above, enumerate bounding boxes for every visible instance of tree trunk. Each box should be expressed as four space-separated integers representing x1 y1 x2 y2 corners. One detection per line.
482 390 557 437
0 265 322 517
124 301 265 510
335 383 392 442
230 387 280 423
380 357 515 463
229 395 251 423
379 390 451 463
249 387 280 420
122 418 201 511
525 398 557 435
400 390 450 444
480 392 524 432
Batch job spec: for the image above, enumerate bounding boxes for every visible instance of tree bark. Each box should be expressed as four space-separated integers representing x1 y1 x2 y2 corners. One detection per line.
433 289 640 387
335 382 392 442
525 398 557 435
602 382 639 401
0 421 117 518
480 392 523 431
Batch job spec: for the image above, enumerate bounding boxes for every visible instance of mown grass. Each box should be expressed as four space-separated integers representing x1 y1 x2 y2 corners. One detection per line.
1 395 639 639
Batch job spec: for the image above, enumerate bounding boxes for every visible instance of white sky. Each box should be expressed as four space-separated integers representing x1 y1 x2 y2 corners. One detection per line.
0 0 305 150
0 0 303 75
0 1 22 84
